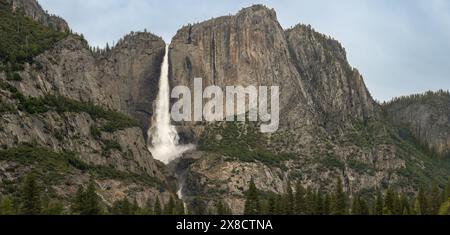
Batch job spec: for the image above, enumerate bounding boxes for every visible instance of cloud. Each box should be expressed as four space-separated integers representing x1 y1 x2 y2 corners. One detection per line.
38 0 450 101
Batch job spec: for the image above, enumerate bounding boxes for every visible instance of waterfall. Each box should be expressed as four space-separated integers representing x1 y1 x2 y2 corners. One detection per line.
148 45 193 164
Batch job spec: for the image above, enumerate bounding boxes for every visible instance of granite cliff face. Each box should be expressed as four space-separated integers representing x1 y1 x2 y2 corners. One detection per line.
286 24 377 126
170 5 313 143
169 6 377 142
26 32 166 137
169 5 450 213
385 91 450 158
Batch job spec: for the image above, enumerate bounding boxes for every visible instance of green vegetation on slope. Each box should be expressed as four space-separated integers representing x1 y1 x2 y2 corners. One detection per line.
0 79 139 132
391 129 450 189
337 117 450 191
384 90 450 109
0 145 163 190
199 121 295 168
0 172 184 215
0 0 68 71
19 95 139 132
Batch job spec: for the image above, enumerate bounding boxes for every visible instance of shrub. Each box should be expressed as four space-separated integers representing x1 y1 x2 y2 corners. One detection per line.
199 121 295 168
101 140 122 157
6 72 22 81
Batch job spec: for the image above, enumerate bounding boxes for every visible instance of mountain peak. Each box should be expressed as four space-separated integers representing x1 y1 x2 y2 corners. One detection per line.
8 0 69 32
237 4 278 21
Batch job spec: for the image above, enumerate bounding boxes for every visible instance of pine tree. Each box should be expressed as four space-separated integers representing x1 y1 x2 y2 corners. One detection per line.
41 194 64 215
41 193 50 214
244 179 260 215
393 191 402 215
412 198 420 215
374 190 384 215
323 193 331 215
331 178 346 215
154 197 162 215
20 173 42 215
43 201 64 215
190 197 207 215
122 198 132 215
164 196 175 215
82 179 101 215
216 200 225 214
267 195 277 215
446 178 450 200
430 184 442 214
274 195 284 215
131 198 139 215
112 198 132 215
315 191 324 215
294 183 306 214
11 193 21 215
441 190 447 206
175 199 186 215
359 197 369 215
216 200 231 215
400 194 411 215
143 198 153 215
71 185 85 214
284 182 294 215
416 187 429 215
351 195 362 215
0 196 14 215
304 187 315 214
383 188 395 215
438 199 450 215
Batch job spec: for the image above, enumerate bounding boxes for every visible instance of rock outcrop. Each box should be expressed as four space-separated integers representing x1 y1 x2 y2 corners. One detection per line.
26 32 165 136
286 24 377 127
9 0 69 32
385 91 450 158
170 5 313 141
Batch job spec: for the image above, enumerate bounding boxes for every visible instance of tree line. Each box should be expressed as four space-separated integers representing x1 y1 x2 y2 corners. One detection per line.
2 173 450 215
244 178 450 215
0 172 184 215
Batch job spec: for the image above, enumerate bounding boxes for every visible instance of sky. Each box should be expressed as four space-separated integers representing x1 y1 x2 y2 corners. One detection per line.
38 0 450 102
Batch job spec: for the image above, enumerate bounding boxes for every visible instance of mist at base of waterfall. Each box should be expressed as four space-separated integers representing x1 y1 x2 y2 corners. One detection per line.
149 143 194 164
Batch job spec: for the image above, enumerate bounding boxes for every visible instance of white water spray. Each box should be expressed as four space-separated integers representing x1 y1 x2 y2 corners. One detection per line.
148 45 193 164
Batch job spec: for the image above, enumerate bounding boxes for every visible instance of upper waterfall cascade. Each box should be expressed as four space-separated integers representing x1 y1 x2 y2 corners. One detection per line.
148 45 193 164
